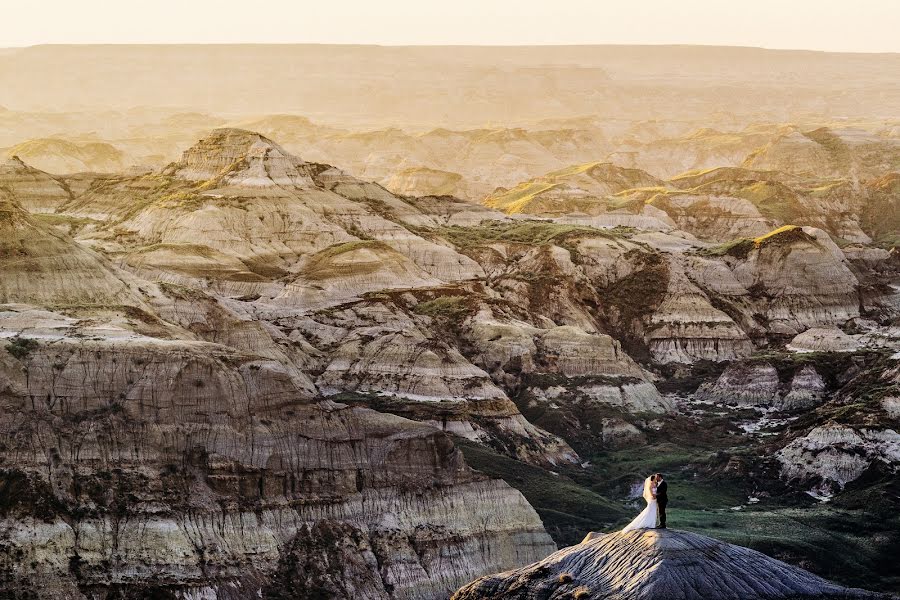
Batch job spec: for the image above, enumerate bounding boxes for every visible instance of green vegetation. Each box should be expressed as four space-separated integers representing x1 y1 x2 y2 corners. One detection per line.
5 337 38 359
432 221 629 250
672 506 900 592
588 444 746 511
412 295 472 320
457 440 627 546
753 224 804 246
594 250 668 361
303 240 394 279
697 237 755 259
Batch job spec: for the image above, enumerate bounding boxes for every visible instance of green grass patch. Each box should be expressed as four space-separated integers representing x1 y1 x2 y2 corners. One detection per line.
457 440 627 547
431 221 629 250
412 295 472 320
697 237 755 259
670 506 900 592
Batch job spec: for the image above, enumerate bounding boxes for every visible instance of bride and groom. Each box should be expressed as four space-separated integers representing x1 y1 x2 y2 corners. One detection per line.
622 473 668 532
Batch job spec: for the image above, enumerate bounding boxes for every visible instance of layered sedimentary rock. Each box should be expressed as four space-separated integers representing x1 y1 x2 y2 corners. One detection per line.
282 298 580 467
452 529 887 600
697 361 828 411
64 129 483 294
483 162 662 216
647 257 753 363
787 327 863 353
0 192 137 306
777 424 900 488
165 127 318 187
732 227 860 335
697 362 780 407
0 309 556 599
2 123 898 597
0 156 71 213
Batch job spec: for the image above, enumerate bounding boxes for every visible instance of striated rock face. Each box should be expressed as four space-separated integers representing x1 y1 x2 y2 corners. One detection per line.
780 365 827 410
733 227 860 334
2 124 898 597
788 327 862 353
697 362 780 407
0 156 71 213
0 192 137 306
166 127 318 187
697 361 827 411
777 424 900 489
452 529 888 600
653 192 775 241
647 257 753 363
285 300 580 467
0 311 556 599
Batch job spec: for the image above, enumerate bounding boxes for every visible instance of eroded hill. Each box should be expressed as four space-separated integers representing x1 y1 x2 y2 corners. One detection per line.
0 126 898 598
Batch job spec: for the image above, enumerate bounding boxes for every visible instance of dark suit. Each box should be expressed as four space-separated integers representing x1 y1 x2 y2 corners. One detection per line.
656 480 668 528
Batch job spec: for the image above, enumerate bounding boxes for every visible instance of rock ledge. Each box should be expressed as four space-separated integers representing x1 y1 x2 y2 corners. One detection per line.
452 529 891 600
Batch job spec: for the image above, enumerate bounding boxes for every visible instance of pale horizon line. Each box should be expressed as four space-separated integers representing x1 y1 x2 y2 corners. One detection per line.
2 42 899 56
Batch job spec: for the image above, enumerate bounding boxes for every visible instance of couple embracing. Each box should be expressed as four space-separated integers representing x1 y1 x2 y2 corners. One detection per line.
622 473 668 532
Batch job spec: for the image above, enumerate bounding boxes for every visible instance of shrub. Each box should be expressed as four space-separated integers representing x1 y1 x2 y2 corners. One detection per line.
5 337 38 360
412 296 471 320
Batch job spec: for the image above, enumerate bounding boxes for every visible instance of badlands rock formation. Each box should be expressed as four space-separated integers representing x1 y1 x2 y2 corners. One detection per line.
778 424 900 489
1 121 898 598
452 529 889 600
2 138 129 175
0 156 71 213
0 308 555 599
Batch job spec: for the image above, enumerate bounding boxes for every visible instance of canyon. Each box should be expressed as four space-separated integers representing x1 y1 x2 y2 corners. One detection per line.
0 44 897 599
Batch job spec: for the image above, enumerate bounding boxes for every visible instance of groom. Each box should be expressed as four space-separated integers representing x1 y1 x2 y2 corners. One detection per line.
654 473 668 529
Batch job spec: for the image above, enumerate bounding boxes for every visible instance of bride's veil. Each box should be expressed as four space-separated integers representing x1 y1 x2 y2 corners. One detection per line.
642 476 654 503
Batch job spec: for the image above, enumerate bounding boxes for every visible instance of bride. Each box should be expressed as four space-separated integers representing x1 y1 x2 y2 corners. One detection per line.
622 474 658 532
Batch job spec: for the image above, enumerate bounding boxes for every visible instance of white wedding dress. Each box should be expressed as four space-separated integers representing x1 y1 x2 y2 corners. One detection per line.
622 477 658 532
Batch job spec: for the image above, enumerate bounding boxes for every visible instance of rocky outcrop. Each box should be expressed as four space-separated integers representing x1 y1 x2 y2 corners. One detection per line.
777 424 900 489
697 361 827 411
780 365 827 410
483 162 661 216
165 127 318 187
0 310 556 599
0 156 71 213
282 299 580 467
733 226 860 334
0 191 138 306
697 362 780 407
386 166 469 198
788 327 862 353
66 129 484 301
648 256 753 363
452 529 888 599
652 192 775 241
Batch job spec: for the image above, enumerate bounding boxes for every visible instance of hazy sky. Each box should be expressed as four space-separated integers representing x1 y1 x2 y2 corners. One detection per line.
3 0 899 52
